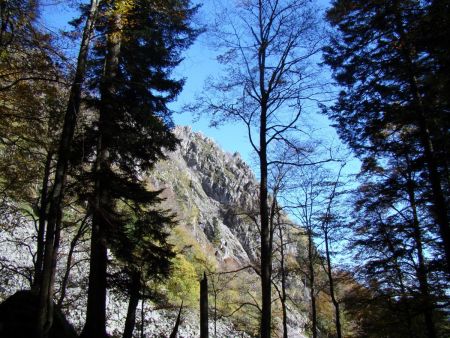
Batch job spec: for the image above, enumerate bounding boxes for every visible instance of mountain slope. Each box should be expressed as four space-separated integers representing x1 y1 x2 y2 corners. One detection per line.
150 126 260 265
0 126 311 337
147 126 309 337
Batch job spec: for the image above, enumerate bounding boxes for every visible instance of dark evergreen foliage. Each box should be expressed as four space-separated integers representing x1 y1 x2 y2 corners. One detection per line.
324 0 450 270
324 1 450 335
77 0 199 274
75 1 199 337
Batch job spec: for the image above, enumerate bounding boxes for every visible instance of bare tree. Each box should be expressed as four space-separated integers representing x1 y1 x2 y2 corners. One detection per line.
285 163 346 338
289 167 323 338
318 163 346 338
197 1 324 335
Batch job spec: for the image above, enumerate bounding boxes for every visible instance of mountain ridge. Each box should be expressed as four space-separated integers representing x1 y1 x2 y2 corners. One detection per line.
146 126 309 337
150 126 262 266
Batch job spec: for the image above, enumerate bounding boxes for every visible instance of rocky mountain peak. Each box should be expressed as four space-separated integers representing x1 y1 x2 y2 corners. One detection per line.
174 126 258 208
149 126 262 267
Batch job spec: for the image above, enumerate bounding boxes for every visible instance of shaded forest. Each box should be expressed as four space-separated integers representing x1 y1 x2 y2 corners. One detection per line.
0 0 449 337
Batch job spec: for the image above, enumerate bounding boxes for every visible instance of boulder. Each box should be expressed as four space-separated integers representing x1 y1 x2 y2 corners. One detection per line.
0 290 78 338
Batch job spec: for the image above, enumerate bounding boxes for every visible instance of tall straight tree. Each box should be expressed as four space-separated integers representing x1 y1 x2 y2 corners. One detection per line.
288 165 330 338
36 1 100 337
316 164 346 338
79 1 198 337
349 136 443 337
324 0 450 271
198 1 324 335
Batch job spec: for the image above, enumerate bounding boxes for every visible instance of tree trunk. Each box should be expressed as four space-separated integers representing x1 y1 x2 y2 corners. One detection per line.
32 150 52 292
36 1 99 337
308 229 317 338
393 1 450 272
57 219 88 307
260 102 272 338
324 229 342 338
321 170 343 338
169 301 184 338
310 288 317 338
141 299 145 338
80 209 108 338
381 226 415 338
214 290 217 338
415 103 450 272
257 0 272 330
278 223 288 338
200 272 209 338
405 166 437 338
81 7 122 337
123 272 141 338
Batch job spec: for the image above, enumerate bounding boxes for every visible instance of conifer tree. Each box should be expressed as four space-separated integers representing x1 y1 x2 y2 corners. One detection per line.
108 204 176 338
78 1 199 336
348 140 446 336
324 0 450 271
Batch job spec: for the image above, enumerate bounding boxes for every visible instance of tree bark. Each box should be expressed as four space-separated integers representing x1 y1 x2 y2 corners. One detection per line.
259 54 272 338
321 168 343 338
36 1 99 337
260 117 272 338
257 1 272 333
307 229 317 338
169 301 184 338
323 229 342 338
141 299 145 338
308 230 317 338
81 208 108 338
278 223 288 338
57 219 88 307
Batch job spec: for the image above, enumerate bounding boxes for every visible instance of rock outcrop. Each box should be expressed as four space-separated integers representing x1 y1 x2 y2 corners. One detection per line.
146 126 309 337
151 126 264 267
0 126 310 338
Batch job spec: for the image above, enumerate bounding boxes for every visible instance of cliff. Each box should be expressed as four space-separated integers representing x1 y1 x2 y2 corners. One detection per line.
150 126 261 265
145 126 309 337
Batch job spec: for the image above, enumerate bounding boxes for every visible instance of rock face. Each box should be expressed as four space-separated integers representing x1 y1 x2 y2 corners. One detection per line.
147 126 309 337
151 126 262 267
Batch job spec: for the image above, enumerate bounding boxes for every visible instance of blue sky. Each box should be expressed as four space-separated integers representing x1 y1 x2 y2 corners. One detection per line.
167 0 339 166
40 0 348 172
